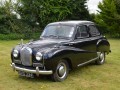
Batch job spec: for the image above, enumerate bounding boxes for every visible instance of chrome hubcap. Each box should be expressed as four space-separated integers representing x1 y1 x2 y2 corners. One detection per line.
99 53 105 63
57 63 66 78
58 66 65 77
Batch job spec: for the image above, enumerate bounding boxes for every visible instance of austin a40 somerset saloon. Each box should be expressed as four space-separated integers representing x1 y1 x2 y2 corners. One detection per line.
11 21 111 82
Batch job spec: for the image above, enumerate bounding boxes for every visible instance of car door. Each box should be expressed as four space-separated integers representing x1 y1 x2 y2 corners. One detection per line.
69 25 97 65
88 25 102 52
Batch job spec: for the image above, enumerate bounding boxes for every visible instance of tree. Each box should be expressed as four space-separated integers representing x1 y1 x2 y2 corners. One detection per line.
0 0 90 39
0 0 21 34
18 0 90 29
95 0 120 37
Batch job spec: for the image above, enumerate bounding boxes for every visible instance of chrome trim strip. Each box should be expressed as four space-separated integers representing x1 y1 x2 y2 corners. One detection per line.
11 63 53 75
77 57 99 67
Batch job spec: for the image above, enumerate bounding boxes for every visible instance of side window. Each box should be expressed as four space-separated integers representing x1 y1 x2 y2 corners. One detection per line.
76 25 89 39
89 25 100 36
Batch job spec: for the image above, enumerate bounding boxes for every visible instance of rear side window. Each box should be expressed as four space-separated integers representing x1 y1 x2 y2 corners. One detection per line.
89 25 100 36
76 25 89 38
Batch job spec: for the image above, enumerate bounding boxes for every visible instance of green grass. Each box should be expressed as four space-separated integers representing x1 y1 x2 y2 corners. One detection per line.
0 39 120 90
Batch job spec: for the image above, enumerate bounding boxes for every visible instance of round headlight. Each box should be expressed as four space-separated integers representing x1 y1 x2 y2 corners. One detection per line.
36 52 42 61
13 50 19 58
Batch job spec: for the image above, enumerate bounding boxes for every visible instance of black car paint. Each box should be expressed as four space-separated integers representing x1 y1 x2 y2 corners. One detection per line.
11 21 110 73
43 37 109 71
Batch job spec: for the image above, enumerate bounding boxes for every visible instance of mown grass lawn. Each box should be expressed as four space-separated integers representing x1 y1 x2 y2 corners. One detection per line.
0 39 120 90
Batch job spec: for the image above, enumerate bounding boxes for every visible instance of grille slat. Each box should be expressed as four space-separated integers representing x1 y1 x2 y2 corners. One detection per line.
20 47 32 66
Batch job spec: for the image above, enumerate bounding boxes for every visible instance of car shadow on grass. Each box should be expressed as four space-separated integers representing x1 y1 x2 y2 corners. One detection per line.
17 75 53 83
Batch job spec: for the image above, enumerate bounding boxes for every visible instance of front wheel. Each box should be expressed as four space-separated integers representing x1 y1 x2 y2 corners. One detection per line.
51 60 69 82
96 52 105 65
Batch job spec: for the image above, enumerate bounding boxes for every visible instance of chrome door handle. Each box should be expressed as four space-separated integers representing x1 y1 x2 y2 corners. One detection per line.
69 43 73 45
89 38 93 40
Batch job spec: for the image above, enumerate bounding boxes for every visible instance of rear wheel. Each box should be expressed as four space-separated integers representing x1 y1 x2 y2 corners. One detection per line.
51 60 69 82
96 52 105 65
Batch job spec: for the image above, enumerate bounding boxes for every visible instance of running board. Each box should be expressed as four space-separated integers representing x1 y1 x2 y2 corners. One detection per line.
77 57 99 67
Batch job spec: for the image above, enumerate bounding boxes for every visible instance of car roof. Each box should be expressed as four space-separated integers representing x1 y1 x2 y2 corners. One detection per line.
47 20 94 26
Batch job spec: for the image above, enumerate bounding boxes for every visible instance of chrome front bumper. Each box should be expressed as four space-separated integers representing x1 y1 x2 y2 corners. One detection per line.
11 63 53 76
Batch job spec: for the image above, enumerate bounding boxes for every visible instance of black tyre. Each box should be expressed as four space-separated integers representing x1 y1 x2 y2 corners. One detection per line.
96 52 105 65
51 60 69 82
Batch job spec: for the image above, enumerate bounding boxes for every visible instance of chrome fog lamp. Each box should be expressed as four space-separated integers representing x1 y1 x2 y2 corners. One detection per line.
36 52 42 61
13 50 19 58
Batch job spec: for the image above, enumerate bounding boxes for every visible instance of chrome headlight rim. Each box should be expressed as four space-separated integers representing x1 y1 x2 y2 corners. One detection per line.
36 52 42 61
13 49 19 58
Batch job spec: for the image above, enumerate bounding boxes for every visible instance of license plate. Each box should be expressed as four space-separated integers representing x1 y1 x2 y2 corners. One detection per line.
18 71 34 78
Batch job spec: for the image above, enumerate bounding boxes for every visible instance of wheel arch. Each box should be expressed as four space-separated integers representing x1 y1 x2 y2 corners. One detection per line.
62 57 73 70
96 39 110 54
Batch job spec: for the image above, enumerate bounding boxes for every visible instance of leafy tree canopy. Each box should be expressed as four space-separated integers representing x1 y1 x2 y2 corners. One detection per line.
0 0 90 39
95 0 120 37
18 0 90 28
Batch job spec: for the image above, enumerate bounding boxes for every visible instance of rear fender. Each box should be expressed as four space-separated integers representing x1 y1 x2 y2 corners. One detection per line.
96 39 110 54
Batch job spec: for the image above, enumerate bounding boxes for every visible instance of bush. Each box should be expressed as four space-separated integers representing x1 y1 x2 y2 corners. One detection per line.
0 33 24 40
0 33 41 40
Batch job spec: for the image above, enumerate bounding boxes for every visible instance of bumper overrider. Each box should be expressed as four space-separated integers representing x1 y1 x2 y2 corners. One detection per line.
10 63 53 76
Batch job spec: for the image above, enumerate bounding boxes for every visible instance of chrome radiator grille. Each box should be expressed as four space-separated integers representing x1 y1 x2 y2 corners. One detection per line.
20 47 32 66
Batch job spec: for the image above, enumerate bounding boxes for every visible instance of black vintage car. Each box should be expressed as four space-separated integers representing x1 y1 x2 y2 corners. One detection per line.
11 21 111 82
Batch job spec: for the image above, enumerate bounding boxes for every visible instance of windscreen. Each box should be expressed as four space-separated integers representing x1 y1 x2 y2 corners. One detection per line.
41 25 75 39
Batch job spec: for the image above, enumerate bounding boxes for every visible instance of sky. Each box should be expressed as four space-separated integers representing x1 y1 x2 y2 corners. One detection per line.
0 0 103 14
86 0 103 13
